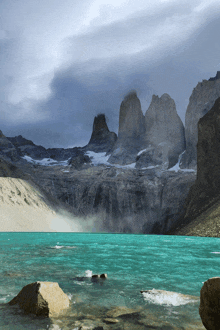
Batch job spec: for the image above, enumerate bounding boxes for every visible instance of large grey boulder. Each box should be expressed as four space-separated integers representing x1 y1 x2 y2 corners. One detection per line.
108 91 145 165
137 94 185 169
86 114 117 153
8 281 70 317
181 73 220 169
199 277 220 330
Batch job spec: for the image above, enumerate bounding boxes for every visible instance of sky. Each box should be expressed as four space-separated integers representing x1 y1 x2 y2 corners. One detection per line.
1 0 220 148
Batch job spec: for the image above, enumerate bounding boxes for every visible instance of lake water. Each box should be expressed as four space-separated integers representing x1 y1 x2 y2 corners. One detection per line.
0 232 219 329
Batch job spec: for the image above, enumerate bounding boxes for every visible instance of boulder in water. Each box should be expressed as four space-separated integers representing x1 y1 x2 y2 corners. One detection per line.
8 281 70 317
199 277 220 330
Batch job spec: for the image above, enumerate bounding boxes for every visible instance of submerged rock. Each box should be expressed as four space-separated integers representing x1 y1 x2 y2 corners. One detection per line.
199 277 220 330
8 281 70 317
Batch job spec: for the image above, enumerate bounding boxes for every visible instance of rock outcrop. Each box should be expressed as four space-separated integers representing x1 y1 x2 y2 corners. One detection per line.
199 277 220 330
9 281 70 317
7 135 85 161
168 97 220 237
68 150 91 169
85 114 117 153
25 163 195 234
181 73 220 169
136 94 185 169
108 91 145 165
0 131 19 161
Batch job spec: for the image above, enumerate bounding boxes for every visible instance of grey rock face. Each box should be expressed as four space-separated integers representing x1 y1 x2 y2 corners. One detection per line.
0 130 20 161
169 97 220 234
137 94 185 169
68 151 91 170
197 97 220 189
86 114 117 153
7 135 35 147
181 75 220 169
7 135 86 162
108 91 145 165
26 163 195 234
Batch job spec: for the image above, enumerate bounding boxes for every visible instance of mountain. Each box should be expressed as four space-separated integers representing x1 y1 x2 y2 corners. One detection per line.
180 73 220 169
85 114 117 153
108 91 146 165
169 97 220 237
6 79 220 234
0 158 75 231
136 93 185 169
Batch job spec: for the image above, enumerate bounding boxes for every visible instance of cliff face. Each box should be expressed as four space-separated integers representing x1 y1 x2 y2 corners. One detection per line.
169 97 220 237
181 77 220 169
23 163 195 234
85 114 117 153
136 94 185 169
0 86 199 234
108 92 146 165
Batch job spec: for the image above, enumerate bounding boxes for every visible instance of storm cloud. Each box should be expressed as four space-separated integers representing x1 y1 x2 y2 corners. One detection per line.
1 0 220 147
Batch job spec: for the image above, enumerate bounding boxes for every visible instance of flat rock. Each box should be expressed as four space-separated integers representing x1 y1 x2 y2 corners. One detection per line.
8 281 70 317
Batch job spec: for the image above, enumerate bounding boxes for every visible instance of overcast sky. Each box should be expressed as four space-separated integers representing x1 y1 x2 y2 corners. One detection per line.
1 0 220 148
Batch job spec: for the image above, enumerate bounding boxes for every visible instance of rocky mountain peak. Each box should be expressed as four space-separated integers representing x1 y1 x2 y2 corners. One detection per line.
181 73 220 169
108 91 145 164
0 130 19 162
209 71 220 81
86 114 117 153
7 135 35 147
197 96 220 189
91 114 109 136
136 93 185 169
118 91 145 138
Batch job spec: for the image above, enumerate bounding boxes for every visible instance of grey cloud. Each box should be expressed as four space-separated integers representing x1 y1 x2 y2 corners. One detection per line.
2 1 220 149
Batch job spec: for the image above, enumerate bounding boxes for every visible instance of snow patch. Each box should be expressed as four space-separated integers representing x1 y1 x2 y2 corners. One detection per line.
85 151 110 165
137 149 147 156
22 155 70 166
86 151 136 169
168 151 195 173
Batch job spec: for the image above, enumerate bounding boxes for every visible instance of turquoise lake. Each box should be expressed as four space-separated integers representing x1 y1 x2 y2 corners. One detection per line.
0 232 219 329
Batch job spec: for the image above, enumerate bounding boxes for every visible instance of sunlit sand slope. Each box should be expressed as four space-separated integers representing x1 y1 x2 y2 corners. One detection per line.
0 177 70 231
